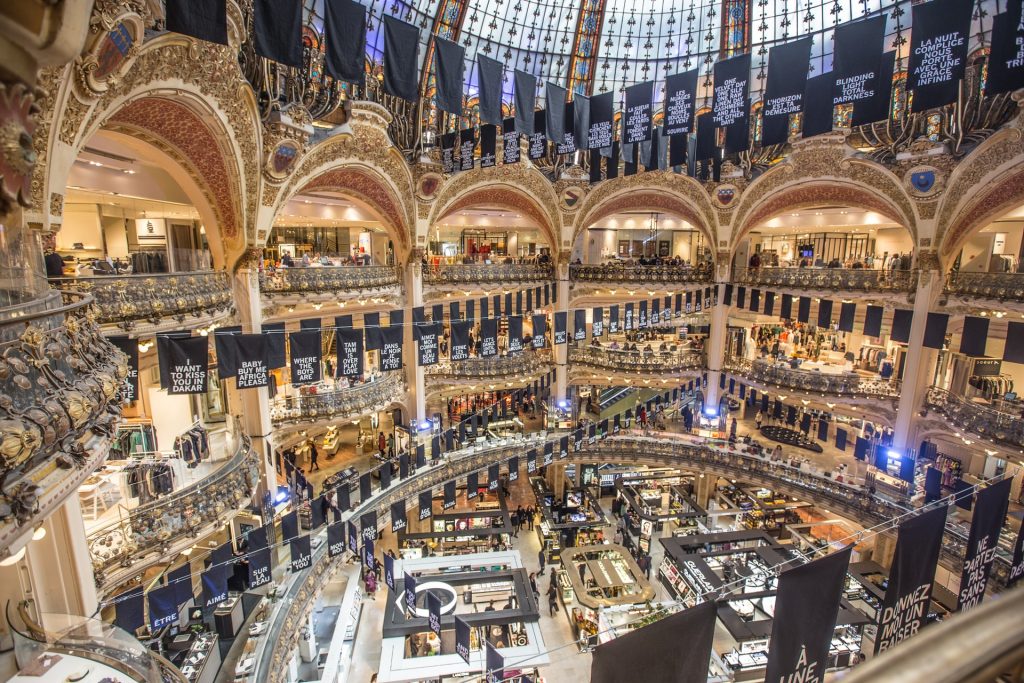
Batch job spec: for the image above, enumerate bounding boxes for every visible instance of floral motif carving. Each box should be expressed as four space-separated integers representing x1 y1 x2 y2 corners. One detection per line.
0 83 41 212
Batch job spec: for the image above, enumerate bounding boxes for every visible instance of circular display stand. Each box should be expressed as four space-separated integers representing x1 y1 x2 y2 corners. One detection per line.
758 425 824 453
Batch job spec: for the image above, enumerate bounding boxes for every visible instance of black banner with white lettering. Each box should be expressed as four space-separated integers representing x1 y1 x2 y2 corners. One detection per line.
1009 523 1024 587
289 330 322 385
574 95 591 149
485 641 504 683
417 322 441 367
574 309 587 341
554 311 567 344
384 552 395 591
488 463 500 490
762 37 811 146
987 6 1024 94
450 320 471 360
335 324 363 378
467 471 479 499
589 90 614 149
327 521 346 558
444 479 457 509
852 50 896 125
382 16 419 101
234 334 269 388
764 546 853 683
148 584 178 631
502 117 520 164
508 456 519 482
459 128 475 171
712 53 751 127
514 70 537 135
361 510 378 542
591 602 716 683
379 326 403 372
456 615 472 664
434 37 465 115
348 521 358 554
664 69 698 136
158 335 208 395
508 316 523 353
391 500 408 534
533 314 547 348
478 55 504 125
624 81 654 143
480 124 497 168
908 0 973 111
111 337 139 402
875 505 947 653
480 318 498 357
528 110 547 159
202 566 228 608
428 591 442 637
833 16 885 106
958 477 1012 611
290 535 312 572
419 490 433 521
441 132 456 173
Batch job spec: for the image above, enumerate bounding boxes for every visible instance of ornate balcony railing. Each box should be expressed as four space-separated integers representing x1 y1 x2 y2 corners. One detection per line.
727 357 901 398
926 387 1024 449
422 262 554 286
258 265 402 297
945 270 1024 303
0 291 127 555
570 262 713 285
425 350 553 380
730 266 917 293
569 345 705 374
270 373 406 426
51 271 234 332
86 437 259 593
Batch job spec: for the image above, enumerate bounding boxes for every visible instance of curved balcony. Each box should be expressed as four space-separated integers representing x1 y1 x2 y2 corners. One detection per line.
422 262 554 288
569 345 705 376
0 291 127 557
86 437 260 594
731 266 917 294
270 373 406 427
925 387 1024 450
425 350 553 384
945 270 1024 305
51 271 234 335
727 357 901 399
258 265 403 310
570 262 713 286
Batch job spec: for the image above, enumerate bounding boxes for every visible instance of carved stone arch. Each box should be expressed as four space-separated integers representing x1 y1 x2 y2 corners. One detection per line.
427 165 562 254
37 32 262 264
729 139 917 255
571 176 719 260
935 122 1024 268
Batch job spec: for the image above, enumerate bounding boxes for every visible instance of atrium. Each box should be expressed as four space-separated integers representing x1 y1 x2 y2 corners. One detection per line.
0 0 1022 681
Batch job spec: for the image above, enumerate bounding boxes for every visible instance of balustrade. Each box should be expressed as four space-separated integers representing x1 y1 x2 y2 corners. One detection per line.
270 374 406 425
945 270 1024 303
425 350 552 379
926 387 1024 449
52 272 233 331
731 266 917 293
728 357 900 397
422 261 554 286
258 265 402 297
570 262 712 284
569 345 705 374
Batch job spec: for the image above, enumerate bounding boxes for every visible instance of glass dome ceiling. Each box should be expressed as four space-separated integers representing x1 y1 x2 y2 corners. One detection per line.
303 0 989 111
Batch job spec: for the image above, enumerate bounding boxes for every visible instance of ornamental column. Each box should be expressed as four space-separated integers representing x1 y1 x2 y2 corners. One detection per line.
232 250 277 501
703 251 731 410
404 251 426 423
892 253 943 453
554 255 571 403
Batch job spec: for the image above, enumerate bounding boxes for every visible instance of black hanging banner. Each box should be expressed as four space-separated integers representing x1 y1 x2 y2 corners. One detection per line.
361 510 378 542
891 309 914 344
532 314 547 348
712 53 751 129
213 325 241 378
480 318 498 357
803 73 835 137
290 535 312 572
456 616 472 664
327 521 346 558
923 312 949 350
502 117 520 164
419 490 433 521
434 37 465 115
574 95 591 149
863 304 884 338
957 477 1012 611
166 0 228 45
907 0 973 111
404 572 418 614
514 70 537 135
608 304 620 333
624 303 634 331
817 300 833 329
384 553 395 592
459 128 476 171
417 322 441 367
764 547 853 683
557 100 577 154
478 55 504 125
115 587 145 634
589 91 614 149
488 463 500 490
450 320 471 360
664 69 698 136
336 324 364 378
838 302 856 333
110 337 139 402
201 566 227 608
289 330 322 385
875 505 948 653
960 316 989 356
592 307 604 337
508 316 523 354
554 311 568 344
485 641 504 683
528 110 547 159
833 16 886 107
508 456 519 482
253 0 302 67
234 334 269 388
987 7 1024 95
441 132 456 174
693 111 716 160
1010 523 1024 587
158 335 208 395
382 16 420 101
573 309 587 341
347 521 358 554
378 326 403 372
852 51 897 126
762 37 812 146
323 0 365 84
168 560 193 606
148 584 179 631
263 322 286 368
623 81 654 143
443 480 457 510
546 82 567 144
391 500 408 534
480 124 497 168
467 471 479 499
591 602 717 683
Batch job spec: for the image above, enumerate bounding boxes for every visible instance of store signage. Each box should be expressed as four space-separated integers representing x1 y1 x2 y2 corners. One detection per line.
682 560 717 600
289 330 322 384
711 53 751 127
456 616 472 664
135 217 167 241
378 326 403 372
157 335 208 395
384 553 396 591
391 501 408 533
290 535 312 572
763 547 852 683
419 490 433 520
973 358 1002 376
664 68 698 136
957 477 1012 611
832 15 885 105
336 325 364 378
907 0 973 111
110 337 139 402
876 506 947 653
327 521 346 558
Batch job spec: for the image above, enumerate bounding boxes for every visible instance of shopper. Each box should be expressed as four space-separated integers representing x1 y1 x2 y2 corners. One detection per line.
365 569 377 596
529 572 539 601
511 509 519 538
538 549 546 572
309 442 320 471
547 584 559 616
526 505 536 530
755 410 763 430
377 431 386 458
387 433 395 458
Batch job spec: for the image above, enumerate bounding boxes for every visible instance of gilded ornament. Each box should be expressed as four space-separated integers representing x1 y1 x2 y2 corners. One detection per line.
0 421 43 468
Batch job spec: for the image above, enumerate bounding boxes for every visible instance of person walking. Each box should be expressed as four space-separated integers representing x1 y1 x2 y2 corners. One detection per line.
755 410 763 430
377 431 386 458
529 572 540 602
309 441 320 471
511 509 520 538
526 505 536 530
538 548 546 572
547 583 559 616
